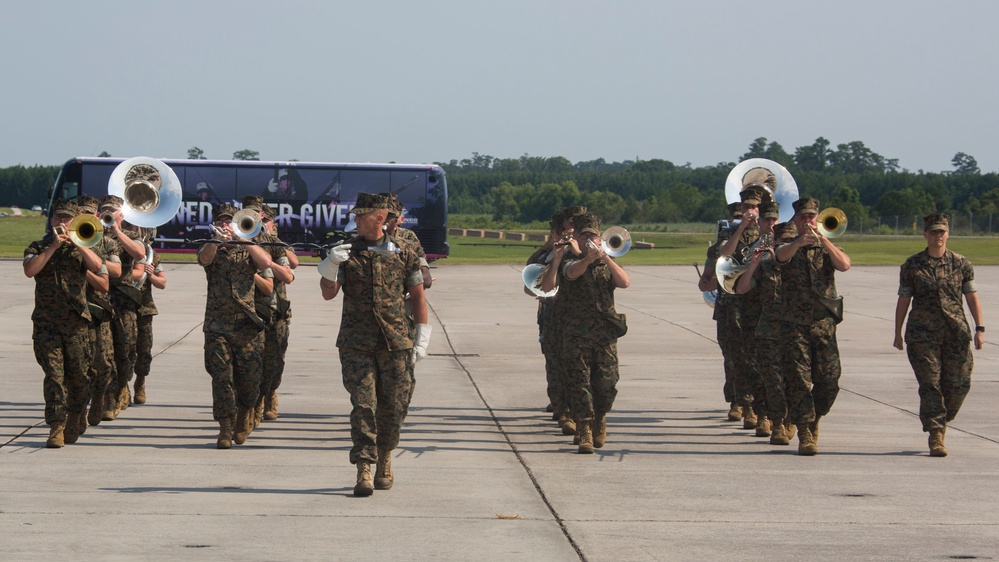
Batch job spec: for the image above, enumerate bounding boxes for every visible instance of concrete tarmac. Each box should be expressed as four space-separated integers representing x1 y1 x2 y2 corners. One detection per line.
1 262 997 561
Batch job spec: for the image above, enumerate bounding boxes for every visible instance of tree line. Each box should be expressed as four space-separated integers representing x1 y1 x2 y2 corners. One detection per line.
436 138 999 233
4 140 998 233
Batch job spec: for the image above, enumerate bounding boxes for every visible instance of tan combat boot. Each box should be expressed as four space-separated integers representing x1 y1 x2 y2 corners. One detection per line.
217 416 235 449
577 419 594 454
121 385 131 411
88 394 104 427
810 416 821 443
133 376 146 404
253 395 265 428
77 409 89 436
769 422 790 445
46 421 66 448
742 405 758 430
375 449 394 490
727 403 742 422
63 413 82 444
263 391 279 421
559 412 576 436
929 427 947 457
354 461 374 496
593 413 607 448
784 417 796 440
797 424 818 456
103 388 118 421
755 415 772 437
233 408 253 445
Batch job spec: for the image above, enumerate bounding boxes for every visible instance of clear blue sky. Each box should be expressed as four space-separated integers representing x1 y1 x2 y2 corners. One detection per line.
3 1 997 172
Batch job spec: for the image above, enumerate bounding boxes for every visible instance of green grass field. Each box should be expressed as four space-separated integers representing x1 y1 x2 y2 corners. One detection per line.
3 212 996 265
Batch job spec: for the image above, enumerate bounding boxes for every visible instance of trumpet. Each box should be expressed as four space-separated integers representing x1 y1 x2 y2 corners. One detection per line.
67 214 104 248
815 207 847 239
100 211 116 228
716 234 774 294
232 208 263 239
601 226 631 257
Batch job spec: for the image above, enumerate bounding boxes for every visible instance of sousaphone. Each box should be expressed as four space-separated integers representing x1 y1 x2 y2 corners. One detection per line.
725 158 799 223
108 157 183 228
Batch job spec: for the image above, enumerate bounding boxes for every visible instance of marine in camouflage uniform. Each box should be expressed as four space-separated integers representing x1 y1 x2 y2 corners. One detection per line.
542 213 630 454
774 197 852 456
134 234 165 406
75 195 122 425
894 213 985 457
737 217 799 445
24 200 107 447
547 206 587 435
244 197 294 425
320 192 427 496
525 212 565 428
699 202 744 421
99 195 151 416
198 202 273 449
717 183 771 432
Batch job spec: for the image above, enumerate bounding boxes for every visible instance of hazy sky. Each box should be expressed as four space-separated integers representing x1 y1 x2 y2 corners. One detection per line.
3 1 998 173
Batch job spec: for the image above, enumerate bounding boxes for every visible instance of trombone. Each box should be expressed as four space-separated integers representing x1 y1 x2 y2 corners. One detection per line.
67 214 104 248
815 207 847 239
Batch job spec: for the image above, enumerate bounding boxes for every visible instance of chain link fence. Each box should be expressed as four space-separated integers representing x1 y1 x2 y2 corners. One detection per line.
854 213 996 236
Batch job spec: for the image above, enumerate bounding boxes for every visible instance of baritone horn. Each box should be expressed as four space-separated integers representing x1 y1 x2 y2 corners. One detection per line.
67 214 103 248
232 208 263 239
601 226 631 257
523 263 558 298
108 157 183 228
816 207 847 238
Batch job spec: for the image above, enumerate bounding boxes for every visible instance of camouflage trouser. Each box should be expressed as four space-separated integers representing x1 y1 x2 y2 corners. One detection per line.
562 336 619 422
907 337 973 432
544 348 566 415
716 316 748 405
757 336 787 422
340 346 413 465
88 317 116 407
110 306 138 397
260 316 290 396
784 318 841 424
134 314 154 378
205 324 264 420
732 317 763 411
33 316 94 424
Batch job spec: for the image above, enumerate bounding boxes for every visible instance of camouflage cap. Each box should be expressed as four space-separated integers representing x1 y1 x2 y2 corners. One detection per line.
378 192 405 217
76 195 99 214
773 221 798 242
241 194 264 212
573 213 602 236
759 201 780 220
549 211 565 230
727 202 742 217
562 205 588 219
923 213 950 232
98 194 124 211
792 197 820 217
262 204 276 221
740 185 766 206
52 199 79 217
350 192 392 216
212 202 238 222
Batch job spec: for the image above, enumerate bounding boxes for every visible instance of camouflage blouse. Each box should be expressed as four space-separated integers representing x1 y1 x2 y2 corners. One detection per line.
899 249 976 342
200 244 265 333
558 258 620 343
778 243 840 326
335 235 423 352
24 236 97 324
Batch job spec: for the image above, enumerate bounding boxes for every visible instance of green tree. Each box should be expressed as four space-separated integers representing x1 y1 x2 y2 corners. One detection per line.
232 149 260 161
188 146 207 160
98 151 111 157
951 152 980 175
794 137 831 171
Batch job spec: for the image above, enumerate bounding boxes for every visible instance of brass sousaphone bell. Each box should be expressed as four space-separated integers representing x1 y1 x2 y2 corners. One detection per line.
724 158 799 223
108 157 183 228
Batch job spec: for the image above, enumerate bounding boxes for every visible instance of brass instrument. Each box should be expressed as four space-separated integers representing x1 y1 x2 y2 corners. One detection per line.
131 244 154 288
715 233 774 294
600 226 631 257
67 214 104 248
100 211 116 228
232 208 263 239
725 158 799 223
523 263 557 298
108 157 183 228
815 207 847 239
694 262 716 308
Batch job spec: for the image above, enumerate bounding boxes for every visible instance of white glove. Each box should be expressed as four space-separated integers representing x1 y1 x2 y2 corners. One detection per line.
410 324 432 365
327 244 351 265
266 178 279 193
